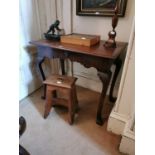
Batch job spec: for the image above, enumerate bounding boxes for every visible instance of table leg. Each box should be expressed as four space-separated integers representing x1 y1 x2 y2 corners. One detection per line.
109 58 122 102
96 71 112 125
60 58 65 75
37 57 46 99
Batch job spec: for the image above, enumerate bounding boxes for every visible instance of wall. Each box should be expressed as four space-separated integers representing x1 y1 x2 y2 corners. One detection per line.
73 0 134 42
19 0 43 101
107 21 135 134
19 0 63 101
107 20 135 154
70 0 135 92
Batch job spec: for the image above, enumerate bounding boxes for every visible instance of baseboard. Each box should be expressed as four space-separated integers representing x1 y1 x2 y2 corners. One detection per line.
74 72 102 92
107 110 135 154
119 133 135 155
73 71 120 94
107 111 129 135
19 79 42 101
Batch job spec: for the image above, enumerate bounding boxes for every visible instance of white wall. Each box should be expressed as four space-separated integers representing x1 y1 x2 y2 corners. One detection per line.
116 40 135 116
70 0 135 92
73 0 134 42
107 36 135 134
19 0 43 101
107 20 135 154
19 0 62 101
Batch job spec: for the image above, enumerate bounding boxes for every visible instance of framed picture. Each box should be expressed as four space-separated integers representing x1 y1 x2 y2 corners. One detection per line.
76 0 127 17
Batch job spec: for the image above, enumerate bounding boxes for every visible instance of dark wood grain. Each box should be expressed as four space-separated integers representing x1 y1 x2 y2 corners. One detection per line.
30 39 126 59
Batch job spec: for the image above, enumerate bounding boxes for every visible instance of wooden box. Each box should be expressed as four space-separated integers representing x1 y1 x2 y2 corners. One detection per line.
60 33 100 47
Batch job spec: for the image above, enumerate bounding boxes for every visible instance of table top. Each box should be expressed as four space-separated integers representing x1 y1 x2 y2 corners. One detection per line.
30 39 127 59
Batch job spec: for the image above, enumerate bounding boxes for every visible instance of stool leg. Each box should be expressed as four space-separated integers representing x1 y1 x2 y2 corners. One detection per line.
73 85 79 113
68 90 74 125
44 89 53 118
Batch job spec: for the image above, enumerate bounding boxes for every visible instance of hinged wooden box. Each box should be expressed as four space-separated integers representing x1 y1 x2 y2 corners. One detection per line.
60 33 100 47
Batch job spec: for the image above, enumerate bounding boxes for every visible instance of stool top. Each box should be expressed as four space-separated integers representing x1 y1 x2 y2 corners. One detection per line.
43 74 77 89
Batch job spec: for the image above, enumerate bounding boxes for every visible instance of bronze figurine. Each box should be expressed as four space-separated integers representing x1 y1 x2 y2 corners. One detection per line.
44 20 62 41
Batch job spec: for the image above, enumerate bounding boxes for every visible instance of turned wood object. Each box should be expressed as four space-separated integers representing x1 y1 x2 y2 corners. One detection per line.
104 5 119 48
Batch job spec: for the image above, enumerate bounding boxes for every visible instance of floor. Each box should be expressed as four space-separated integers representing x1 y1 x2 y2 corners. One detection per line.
19 86 123 155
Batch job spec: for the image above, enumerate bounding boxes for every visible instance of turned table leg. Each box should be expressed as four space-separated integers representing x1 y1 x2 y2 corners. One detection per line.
60 58 65 75
37 57 46 99
109 58 122 102
96 71 112 125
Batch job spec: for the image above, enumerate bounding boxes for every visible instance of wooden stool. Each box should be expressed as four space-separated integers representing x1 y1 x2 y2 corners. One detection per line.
43 74 78 125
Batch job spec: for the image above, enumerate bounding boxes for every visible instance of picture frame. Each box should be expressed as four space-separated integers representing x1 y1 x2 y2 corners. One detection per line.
76 0 127 17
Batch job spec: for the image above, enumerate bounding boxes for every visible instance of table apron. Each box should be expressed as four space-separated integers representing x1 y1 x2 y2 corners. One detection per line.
37 46 114 72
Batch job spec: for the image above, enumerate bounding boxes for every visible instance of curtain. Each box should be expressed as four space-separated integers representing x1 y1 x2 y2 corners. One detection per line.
19 0 63 100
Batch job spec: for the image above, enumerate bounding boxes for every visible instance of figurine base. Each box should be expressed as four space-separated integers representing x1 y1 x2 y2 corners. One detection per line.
44 33 60 41
104 41 116 48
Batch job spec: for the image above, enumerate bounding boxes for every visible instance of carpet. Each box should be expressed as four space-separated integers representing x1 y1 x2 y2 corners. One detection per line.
19 86 122 155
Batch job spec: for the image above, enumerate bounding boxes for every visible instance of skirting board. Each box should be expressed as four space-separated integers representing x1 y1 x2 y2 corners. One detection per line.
119 134 135 155
19 79 42 101
107 112 135 154
73 71 120 94
67 60 121 93
107 111 129 135
74 73 102 92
